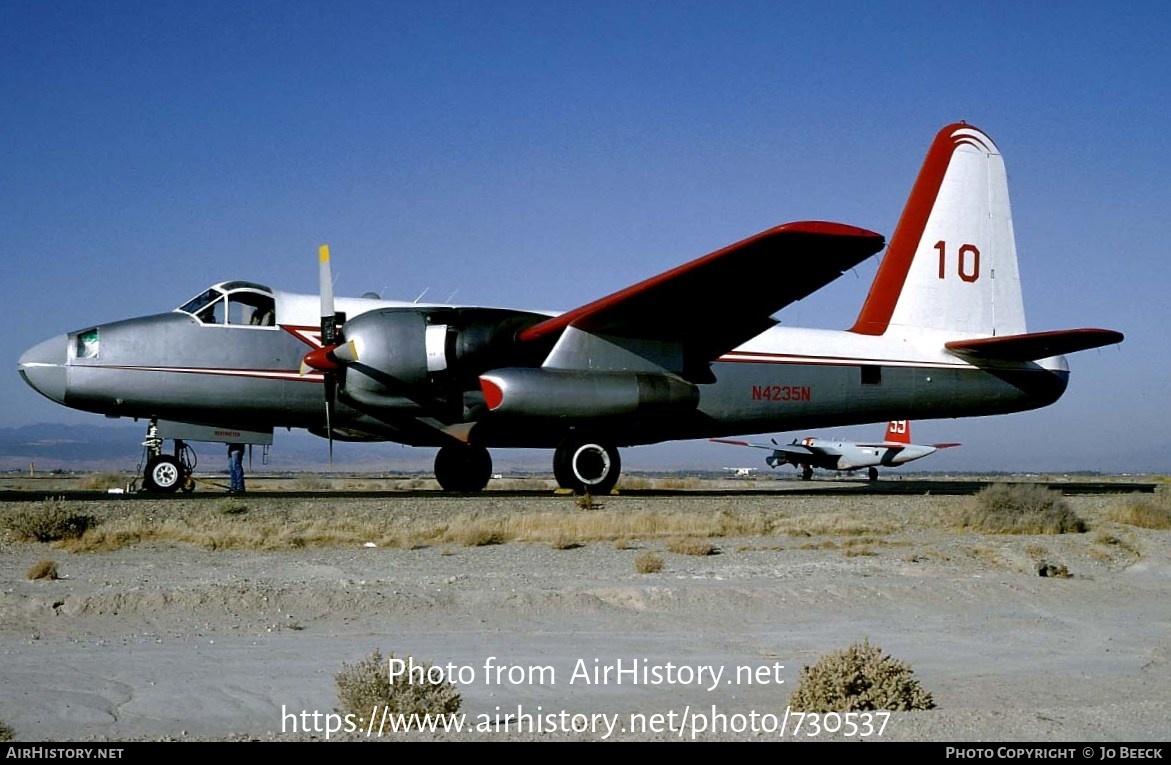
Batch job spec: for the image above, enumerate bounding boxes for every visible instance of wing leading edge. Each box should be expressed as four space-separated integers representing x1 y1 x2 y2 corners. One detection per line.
518 221 885 368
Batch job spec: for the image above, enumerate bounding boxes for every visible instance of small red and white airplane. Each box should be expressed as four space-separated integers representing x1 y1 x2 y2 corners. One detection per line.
713 420 960 480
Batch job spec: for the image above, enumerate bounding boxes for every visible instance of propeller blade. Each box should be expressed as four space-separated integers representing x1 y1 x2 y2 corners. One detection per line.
317 244 339 470
324 375 335 469
319 244 337 346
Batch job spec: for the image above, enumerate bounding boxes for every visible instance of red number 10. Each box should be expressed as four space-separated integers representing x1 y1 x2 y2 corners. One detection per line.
935 240 980 283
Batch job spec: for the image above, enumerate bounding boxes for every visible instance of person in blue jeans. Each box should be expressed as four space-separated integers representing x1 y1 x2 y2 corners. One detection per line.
228 443 246 494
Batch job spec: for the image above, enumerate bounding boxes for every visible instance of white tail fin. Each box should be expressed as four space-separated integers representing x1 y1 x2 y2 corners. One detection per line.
884 419 911 444
851 122 1025 338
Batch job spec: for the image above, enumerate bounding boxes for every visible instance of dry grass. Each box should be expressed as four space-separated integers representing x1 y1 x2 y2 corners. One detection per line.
549 532 583 550
1108 494 1171 530
0 498 97 542
26 559 59 580
665 538 718 556
79 472 130 491
46 501 802 553
0 491 1134 557
634 552 664 573
0 718 13 742
950 484 1087 534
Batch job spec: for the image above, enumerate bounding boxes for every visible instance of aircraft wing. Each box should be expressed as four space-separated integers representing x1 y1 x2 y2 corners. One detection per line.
774 443 830 458
945 328 1123 361
710 438 771 449
518 221 885 366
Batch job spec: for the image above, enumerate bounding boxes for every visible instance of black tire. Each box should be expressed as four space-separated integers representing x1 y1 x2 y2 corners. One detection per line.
434 444 492 492
553 445 575 490
868 466 879 481
144 455 183 493
801 465 813 481
554 436 621 495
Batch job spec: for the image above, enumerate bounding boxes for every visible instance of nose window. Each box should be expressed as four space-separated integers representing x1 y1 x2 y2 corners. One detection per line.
75 329 99 359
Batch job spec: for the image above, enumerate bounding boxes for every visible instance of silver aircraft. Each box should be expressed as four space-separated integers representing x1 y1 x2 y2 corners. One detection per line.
18 122 1123 493
713 420 960 481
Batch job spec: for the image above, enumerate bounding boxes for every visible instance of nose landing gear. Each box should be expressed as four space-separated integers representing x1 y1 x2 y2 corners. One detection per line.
138 420 196 493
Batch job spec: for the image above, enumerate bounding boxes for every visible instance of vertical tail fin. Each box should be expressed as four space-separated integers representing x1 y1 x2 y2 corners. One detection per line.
850 122 1026 338
885 419 911 445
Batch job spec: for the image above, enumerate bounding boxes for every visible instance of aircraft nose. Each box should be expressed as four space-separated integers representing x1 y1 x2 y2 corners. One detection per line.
18 334 68 404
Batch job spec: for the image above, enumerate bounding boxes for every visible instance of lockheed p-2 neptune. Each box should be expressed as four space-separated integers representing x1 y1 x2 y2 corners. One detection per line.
18 123 1123 493
713 420 960 481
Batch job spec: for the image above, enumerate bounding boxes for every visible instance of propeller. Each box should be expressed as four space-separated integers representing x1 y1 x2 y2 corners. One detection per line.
300 244 346 468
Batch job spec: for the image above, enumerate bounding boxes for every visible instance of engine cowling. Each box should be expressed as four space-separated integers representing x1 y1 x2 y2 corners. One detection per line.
335 308 548 413
479 368 699 419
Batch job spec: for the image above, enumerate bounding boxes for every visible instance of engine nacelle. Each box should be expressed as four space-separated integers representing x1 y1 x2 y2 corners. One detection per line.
479 368 698 418
337 310 431 406
336 308 549 412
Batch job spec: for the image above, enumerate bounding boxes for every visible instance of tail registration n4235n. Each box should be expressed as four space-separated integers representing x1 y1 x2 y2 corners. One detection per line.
18 122 1122 494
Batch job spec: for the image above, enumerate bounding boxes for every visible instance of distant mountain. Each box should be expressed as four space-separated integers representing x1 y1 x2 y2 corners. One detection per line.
0 423 145 470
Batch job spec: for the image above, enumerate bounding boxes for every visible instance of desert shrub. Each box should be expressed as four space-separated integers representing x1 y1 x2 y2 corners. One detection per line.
1108 496 1171 530
635 552 664 573
788 638 935 712
336 648 461 719
456 523 507 547
575 492 601 510
26 559 59 580
549 532 582 550
666 538 717 556
0 718 12 742
954 484 1086 534
1 498 97 542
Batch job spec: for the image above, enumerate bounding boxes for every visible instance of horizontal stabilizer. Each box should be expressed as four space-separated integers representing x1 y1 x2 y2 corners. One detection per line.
945 328 1123 361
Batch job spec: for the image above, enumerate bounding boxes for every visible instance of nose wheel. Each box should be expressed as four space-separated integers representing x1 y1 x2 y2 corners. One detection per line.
144 454 185 492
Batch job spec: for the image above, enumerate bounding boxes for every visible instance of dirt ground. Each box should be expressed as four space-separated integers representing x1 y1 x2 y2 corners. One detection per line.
0 482 1168 742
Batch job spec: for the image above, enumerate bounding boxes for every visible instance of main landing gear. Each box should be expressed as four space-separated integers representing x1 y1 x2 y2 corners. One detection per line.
138 420 196 493
434 442 493 492
554 434 621 495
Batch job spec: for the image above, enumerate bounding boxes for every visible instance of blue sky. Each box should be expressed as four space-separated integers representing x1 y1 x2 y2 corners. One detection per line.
3 1 1167 472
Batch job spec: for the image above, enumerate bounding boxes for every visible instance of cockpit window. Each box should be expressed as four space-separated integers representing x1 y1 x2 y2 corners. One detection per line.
195 296 226 325
178 285 276 327
229 292 276 326
179 288 224 317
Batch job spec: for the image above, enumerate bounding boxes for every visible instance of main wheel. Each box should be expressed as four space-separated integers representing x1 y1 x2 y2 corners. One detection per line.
144 454 183 493
554 436 621 495
867 466 879 481
434 444 492 492
801 465 813 481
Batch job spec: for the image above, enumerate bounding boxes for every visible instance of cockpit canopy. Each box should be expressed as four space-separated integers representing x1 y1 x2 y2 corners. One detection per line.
177 282 277 327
